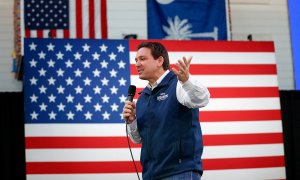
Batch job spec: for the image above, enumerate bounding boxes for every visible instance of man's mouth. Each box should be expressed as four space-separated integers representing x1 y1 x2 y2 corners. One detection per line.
137 69 143 75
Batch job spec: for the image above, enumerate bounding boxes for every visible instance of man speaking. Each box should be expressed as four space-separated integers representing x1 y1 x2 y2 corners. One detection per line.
122 42 210 180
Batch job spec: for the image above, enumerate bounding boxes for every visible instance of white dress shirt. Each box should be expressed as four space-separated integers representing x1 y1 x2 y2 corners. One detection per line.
127 70 210 144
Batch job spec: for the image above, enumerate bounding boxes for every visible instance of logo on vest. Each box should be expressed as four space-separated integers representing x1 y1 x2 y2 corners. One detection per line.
157 93 168 101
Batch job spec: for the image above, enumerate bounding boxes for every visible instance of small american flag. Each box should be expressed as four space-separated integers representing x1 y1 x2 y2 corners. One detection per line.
22 0 107 39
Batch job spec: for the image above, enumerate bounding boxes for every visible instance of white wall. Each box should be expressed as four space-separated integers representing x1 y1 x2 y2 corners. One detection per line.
0 0 294 91
107 0 147 39
230 0 294 90
0 1 23 92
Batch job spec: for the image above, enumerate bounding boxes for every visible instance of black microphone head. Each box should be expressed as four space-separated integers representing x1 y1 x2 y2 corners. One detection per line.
128 85 136 97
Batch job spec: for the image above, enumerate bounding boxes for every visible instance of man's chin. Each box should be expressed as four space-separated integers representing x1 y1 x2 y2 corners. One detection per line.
138 75 146 80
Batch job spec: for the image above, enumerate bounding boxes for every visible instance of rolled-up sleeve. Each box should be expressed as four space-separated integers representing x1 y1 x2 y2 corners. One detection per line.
176 75 210 109
126 119 142 144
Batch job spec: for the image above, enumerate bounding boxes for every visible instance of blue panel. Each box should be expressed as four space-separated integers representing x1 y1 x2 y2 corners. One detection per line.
288 0 300 89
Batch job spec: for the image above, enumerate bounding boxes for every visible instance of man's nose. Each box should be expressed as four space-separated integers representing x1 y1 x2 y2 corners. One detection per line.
135 60 141 67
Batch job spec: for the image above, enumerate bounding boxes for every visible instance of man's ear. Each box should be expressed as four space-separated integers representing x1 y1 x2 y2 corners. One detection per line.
157 56 164 67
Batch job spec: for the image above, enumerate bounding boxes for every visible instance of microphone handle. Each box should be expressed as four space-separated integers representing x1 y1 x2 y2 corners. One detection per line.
125 95 135 123
127 95 134 102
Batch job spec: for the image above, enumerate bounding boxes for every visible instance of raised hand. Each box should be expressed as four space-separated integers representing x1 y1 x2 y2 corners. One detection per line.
172 56 192 83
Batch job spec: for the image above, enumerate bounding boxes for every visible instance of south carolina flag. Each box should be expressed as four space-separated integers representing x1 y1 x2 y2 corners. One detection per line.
147 0 229 40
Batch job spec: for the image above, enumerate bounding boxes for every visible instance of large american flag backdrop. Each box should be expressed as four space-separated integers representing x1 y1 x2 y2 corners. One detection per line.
24 39 285 179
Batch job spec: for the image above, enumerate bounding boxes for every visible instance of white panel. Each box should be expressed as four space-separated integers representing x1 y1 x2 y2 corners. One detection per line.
230 0 294 89
107 0 147 39
0 0 23 92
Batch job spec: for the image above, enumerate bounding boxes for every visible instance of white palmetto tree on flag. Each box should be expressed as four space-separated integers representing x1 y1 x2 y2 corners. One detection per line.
163 16 219 40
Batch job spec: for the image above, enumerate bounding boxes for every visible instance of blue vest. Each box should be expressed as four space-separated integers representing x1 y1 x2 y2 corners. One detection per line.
136 71 203 180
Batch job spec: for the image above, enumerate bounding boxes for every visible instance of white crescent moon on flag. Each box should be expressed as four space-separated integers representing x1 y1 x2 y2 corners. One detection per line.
156 0 175 5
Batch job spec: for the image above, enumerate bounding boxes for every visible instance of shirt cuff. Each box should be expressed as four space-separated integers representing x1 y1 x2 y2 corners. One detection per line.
181 76 194 90
127 119 138 132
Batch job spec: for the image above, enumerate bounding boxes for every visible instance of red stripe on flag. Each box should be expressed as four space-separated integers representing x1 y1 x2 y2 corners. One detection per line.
136 87 279 98
76 0 82 38
26 161 143 174
25 29 30 38
26 156 284 174
200 110 282 122
129 40 275 52
203 133 283 146
25 133 283 149
63 29 70 38
130 64 277 75
101 0 107 39
208 87 279 98
50 29 56 38
89 0 95 39
203 156 285 170
37 30 43 38
26 137 141 149
183 64 277 75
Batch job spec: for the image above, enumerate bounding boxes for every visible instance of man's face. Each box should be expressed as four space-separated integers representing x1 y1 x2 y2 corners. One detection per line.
135 47 161 81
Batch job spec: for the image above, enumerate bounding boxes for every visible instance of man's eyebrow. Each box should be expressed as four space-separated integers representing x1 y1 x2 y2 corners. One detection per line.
136 55 145 59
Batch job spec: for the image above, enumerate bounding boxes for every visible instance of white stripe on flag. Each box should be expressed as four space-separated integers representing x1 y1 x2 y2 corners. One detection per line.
26 168 285 180
69 0 76 38
131 75 279 87
25 124 126 137
202 97 280 111
82 0 89 39
203 167 286 180
130 52 276 64
202 120 282 135
26 144 283 162
26 148 140 162
25 121 282 137
95 0 102 39
203 144 284 159
26 173 143 180
132 97 281 111
56 30 64 38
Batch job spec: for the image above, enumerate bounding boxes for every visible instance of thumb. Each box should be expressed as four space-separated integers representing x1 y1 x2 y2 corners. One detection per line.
172 67 180 76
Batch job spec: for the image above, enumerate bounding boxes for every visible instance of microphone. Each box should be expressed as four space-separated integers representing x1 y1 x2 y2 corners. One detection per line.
127 85 136 102
124 85 136 123
125 85 140 180
125 85 136 123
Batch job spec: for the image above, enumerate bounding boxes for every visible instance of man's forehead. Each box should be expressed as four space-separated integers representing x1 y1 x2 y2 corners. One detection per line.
136 48 151 57
137 47 151 52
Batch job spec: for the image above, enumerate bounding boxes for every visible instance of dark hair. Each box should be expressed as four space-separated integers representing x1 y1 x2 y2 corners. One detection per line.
137 42 170 70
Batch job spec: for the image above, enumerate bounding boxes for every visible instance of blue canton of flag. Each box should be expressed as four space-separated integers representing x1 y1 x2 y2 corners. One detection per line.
24 0 69 29
147 0 228 40
24 38 130 123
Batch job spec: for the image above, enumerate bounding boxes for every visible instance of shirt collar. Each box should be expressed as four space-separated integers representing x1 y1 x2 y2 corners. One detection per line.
147 70 170 90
